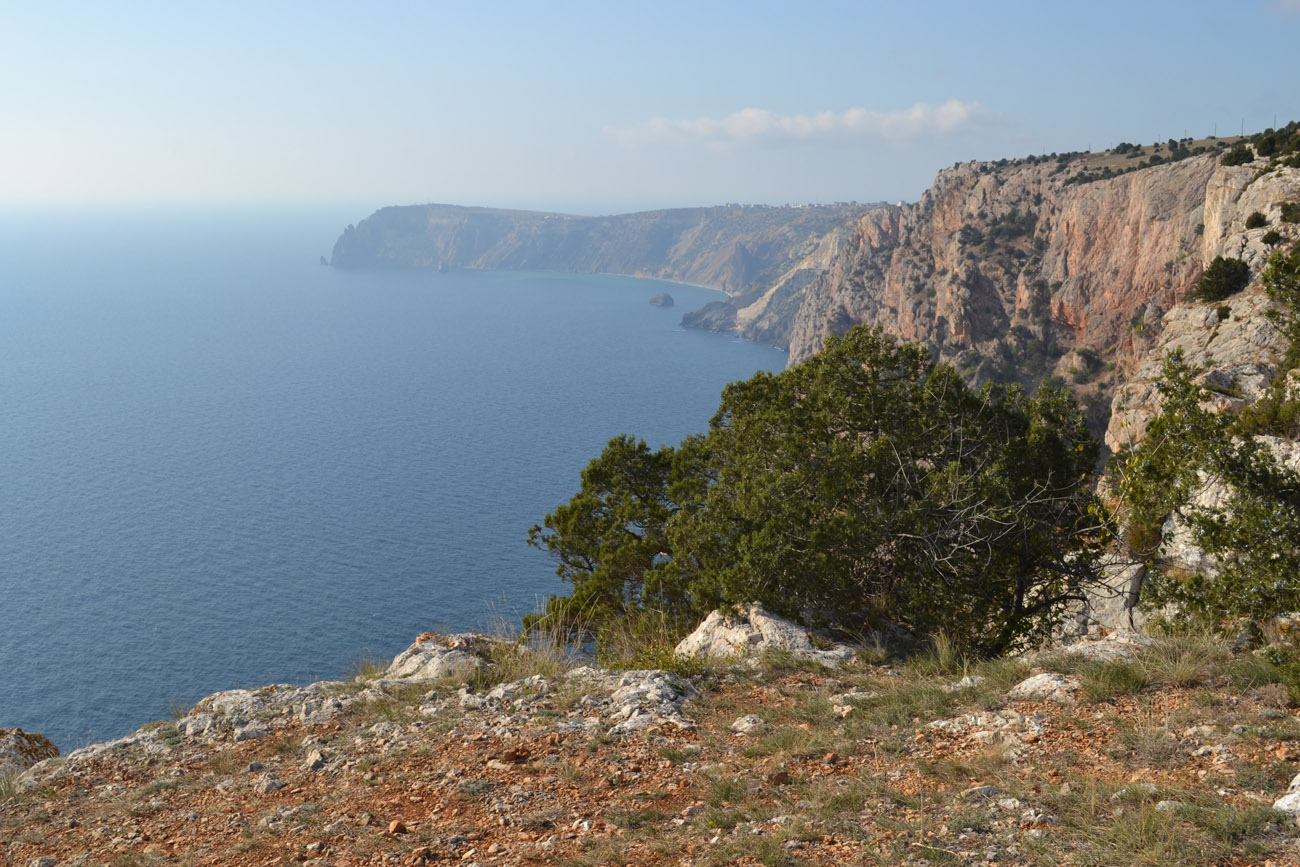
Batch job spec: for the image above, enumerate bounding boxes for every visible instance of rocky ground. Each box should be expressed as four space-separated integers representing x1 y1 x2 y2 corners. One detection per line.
5 623 1300 866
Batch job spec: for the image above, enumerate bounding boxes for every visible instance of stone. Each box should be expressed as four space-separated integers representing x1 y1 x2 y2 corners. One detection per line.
384 633 495 681
232 724 268 741
1046 631 1154 663
388 819 407 834
303 748 329 772
731 715 770 736
0 728 59 777
566 667 694 736
941 675 986 693
1007 673 1081 703
649 292 674 307
253 773 286 794
674 604 854 666
28 858 57 867
1273 791 1300 818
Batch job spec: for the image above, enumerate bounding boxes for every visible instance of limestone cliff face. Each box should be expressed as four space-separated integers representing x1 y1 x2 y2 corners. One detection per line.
1106 162 1300 451
330 203 870 301
784 156 1220 408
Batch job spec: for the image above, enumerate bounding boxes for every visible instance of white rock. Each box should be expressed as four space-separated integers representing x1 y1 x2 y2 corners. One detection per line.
674 604 854 666
1275 790 1300 817
1050 631 1154 663
1007 673 1081 703
731 715 770 736
384 633 493 680
941 675 986 693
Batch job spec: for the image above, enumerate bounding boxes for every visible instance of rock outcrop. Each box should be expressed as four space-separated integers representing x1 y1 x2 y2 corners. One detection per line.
0 727 58 778
772 151 1225 440
1107 162 1300 450
674 603 855 666
648 292 674 307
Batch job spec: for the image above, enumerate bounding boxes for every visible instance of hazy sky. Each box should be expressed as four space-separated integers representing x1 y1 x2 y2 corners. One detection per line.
4 0 1299 214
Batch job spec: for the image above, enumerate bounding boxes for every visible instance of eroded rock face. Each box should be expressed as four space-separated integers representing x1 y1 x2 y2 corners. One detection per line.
673 604 855 666
786 155 1219 387
1057 554 1150 640
0 727 59 777
1202 163 1300 271
1106 292 1287 455
1106 163 1300 451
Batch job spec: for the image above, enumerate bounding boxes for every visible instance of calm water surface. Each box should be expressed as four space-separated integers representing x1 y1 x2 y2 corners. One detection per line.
0 207 785 748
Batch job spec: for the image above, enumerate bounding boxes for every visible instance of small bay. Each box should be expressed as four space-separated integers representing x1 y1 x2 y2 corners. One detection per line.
0 207 785 749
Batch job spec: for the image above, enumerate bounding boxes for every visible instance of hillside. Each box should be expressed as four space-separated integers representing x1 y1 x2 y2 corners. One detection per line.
329 203 873 302
6 623 1300 866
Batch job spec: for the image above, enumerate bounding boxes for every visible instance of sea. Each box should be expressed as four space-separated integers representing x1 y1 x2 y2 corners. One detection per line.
0 205 786 750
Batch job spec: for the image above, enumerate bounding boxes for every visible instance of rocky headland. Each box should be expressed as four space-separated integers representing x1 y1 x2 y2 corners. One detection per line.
329 203 874 307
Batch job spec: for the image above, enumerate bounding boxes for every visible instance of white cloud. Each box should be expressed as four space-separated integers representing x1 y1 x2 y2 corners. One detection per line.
606 99 990 148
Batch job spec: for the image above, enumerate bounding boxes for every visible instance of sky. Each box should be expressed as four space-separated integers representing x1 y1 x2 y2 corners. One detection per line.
3 0 1299 215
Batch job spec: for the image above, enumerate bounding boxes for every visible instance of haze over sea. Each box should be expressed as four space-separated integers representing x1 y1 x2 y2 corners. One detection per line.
0 207 785 750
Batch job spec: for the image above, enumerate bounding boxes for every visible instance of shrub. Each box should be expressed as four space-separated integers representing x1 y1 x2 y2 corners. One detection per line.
1191 256 1250 302
531 326 1108 656
1282 202 1300 224
1263 230 1282 246
1245 211 1268 230
1119 247 1300 625
1221 145 1255 166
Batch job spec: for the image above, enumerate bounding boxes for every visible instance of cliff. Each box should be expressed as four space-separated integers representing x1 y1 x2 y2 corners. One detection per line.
761 146 1244 439
330 203 873 300
1107 161 1300 451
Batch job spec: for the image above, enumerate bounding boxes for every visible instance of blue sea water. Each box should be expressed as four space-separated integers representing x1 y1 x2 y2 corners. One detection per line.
0 206 785 750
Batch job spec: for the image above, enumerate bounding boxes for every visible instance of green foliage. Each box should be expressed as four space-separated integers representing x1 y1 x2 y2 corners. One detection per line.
526 434 687 632
1263 243 1300 367
1245 211 1268 230
1190 256 1250 302
1118 335 1300 623
1221 145 1255 167
1282 202 1300 224
1263 230 1282 246
532 326 1107 656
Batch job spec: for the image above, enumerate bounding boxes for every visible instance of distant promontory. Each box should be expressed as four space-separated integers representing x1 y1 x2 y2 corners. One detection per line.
329 202 877 346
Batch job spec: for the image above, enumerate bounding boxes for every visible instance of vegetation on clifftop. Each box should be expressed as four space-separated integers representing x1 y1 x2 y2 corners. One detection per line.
530 327 1108 656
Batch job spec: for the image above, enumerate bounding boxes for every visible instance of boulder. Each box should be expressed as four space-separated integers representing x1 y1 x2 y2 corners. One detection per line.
731 714 770 736
384 633 494 681
649 292 674 307
673 604 855 666
1007 673 1082 703
1274 771 1300 819
0 727 59 777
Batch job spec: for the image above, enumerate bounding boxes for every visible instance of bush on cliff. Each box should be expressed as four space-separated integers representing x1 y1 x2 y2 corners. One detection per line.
529 326 1108 656
1191 256 1251 302
1221 145 1255 167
